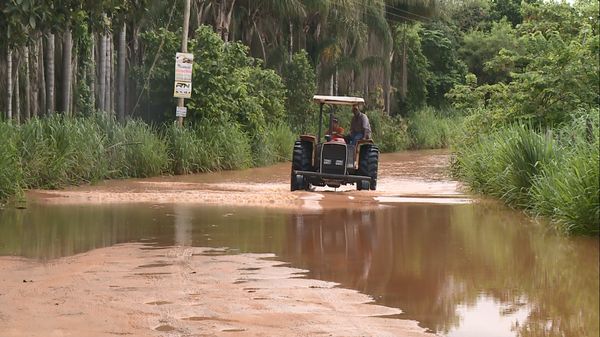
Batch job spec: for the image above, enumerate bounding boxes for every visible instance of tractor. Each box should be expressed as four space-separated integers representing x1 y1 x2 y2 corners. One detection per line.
290 95 379 191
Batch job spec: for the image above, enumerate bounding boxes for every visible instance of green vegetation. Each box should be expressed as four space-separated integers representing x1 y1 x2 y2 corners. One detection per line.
448 0 599 234
1 113 296 200
1 0 597 233
0 123 22 202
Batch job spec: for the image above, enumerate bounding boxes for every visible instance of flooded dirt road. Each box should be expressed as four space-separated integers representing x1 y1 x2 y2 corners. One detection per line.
0 150 598 337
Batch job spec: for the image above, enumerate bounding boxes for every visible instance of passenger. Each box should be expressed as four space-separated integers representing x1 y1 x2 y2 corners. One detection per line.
328 117 345 141
346 104 371 145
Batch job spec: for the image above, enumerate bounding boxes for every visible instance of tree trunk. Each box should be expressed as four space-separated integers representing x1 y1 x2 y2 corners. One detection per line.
329 73 334 96
117 23 127 122
108 34 114 114
216 0 236 42
384 50 394 115
71 45 77 115
105 34 111 114
30 41 39 118
253 21 267 62
62 29 73 115
89 33 96 109
38 37 46 116
288 21 293 62
15 57 20 124
7 48 12 120
335 67 338 96
98 32 106 112
45 32 55 115
129 23 140 115
400 41 407 101
24 46 31 120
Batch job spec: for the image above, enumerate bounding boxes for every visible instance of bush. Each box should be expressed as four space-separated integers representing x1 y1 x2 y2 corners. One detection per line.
367 111 410 153
283 51 317 133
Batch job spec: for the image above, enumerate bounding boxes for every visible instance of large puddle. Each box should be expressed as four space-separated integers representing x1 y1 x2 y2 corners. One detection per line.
0 150 598 337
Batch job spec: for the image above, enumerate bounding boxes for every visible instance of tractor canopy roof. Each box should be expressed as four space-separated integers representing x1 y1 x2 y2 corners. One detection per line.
313 95 365 106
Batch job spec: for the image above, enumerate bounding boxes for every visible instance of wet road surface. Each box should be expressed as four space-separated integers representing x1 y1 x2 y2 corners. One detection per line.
0 149 598 337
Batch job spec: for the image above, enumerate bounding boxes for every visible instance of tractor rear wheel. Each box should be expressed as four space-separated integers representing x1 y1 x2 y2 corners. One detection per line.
290 140 312 191
358 144 379 190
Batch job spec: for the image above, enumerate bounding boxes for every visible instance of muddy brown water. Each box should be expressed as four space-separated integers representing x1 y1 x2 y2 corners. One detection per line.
0 150 598 337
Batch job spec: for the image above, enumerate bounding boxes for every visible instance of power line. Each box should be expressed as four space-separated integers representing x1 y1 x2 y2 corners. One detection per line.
329 2 422 25
331 0 431 25
385 3 431 21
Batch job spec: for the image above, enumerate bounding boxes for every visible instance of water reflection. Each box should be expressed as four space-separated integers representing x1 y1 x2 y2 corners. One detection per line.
0 202 597 337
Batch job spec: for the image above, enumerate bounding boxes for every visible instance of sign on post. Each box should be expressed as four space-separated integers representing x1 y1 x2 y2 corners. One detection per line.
174 81 192 98
174 52 193 98
176 106 187 117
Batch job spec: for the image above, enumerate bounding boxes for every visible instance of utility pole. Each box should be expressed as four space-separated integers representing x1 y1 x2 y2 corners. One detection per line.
177 0 191 127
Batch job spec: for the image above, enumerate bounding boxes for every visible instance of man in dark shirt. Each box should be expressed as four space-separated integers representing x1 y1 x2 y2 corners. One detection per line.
347 104 372 144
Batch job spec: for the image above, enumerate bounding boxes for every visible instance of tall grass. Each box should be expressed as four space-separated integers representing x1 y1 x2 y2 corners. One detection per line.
115 120 170 178
530 113 600 234
1 114 296 204
0 123 22 202
19 116 109 188
407 107 461 149
454 116 600 235
252 122 296 166
166 124 207 174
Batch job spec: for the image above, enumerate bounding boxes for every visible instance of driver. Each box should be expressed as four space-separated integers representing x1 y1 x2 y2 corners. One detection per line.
347 104 371 144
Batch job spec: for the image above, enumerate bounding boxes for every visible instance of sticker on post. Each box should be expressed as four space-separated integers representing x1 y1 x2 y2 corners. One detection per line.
175 52 194 82
176 106 187 118
174 81 192 98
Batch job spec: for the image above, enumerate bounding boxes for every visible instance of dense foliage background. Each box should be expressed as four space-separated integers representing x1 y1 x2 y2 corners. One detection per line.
0 0 598 234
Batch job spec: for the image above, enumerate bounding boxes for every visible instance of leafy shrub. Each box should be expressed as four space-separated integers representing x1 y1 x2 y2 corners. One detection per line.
283 50 317 133
367 111 410 152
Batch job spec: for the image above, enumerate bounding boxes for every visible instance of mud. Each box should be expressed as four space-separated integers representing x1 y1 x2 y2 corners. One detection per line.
0 244 429 337
29 150 467 210
1 150 459 336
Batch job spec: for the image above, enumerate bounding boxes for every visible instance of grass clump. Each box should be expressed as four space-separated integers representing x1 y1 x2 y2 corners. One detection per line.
454 114 599 235
115 120 170 178
407 107 460 149
19 116 108 189
530 113 600 234
252 122 296 166
166 124 207 174
454 125 555 206
0 123 23 201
